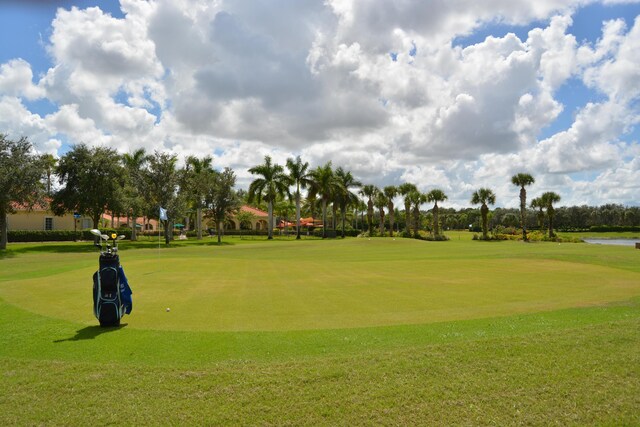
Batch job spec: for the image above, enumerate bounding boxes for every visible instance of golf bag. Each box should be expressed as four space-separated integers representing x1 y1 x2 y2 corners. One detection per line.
90 230 132 327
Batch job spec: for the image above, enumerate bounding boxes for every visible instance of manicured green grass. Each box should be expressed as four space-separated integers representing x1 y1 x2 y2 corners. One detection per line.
1 237 639 424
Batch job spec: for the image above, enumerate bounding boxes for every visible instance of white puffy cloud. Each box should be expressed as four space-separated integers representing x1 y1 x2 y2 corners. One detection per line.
0 0 638 208
0 59 45 100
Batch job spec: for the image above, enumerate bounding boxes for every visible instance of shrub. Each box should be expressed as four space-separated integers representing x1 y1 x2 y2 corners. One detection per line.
7 228 131 243
424 234 450 241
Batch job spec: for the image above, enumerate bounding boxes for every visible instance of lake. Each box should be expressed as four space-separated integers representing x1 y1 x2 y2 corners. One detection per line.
583 238 640 247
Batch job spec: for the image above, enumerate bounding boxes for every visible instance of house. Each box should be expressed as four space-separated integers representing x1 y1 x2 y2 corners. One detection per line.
7 201 92 231
225 205 269 231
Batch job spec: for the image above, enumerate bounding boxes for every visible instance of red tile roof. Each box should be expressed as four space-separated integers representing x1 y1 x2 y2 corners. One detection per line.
239 205 268 217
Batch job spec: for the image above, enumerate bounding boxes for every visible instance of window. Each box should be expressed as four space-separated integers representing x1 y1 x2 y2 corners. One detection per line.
44 217 53 231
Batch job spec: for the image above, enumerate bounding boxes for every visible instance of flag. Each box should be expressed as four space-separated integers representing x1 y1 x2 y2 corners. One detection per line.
159 207 168 221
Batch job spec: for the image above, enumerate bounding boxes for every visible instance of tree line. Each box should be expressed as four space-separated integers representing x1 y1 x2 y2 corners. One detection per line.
2 134 639 249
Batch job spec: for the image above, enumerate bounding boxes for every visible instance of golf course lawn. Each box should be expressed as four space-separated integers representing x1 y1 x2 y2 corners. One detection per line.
1 235 639 425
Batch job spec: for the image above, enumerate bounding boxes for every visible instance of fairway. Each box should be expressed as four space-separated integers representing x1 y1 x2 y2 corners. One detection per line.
1 238 639 331
1 236 639 425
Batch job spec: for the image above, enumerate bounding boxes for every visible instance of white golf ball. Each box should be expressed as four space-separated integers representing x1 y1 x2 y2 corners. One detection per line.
166 307 170 312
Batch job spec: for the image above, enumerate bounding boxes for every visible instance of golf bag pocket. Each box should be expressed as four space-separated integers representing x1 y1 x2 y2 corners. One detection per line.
92 259 124 326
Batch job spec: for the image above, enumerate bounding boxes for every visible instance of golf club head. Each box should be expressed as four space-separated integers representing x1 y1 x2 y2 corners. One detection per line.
101 234 109 241
89 229 102 237
117 235 125 240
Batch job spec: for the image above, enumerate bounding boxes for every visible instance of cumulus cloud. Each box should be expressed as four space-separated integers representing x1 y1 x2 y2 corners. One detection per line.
0 59 45 100
0 0 638 207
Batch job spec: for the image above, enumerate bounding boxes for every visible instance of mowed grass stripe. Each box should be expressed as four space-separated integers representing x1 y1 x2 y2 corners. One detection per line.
2 317 638 425
1 295 639 366
1 243 639 330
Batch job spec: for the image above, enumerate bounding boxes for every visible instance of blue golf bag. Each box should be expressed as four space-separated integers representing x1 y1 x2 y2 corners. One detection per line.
92 253 132 327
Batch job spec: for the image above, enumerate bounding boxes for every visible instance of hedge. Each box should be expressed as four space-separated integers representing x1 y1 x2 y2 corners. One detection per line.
588 225 640 233
8 228 131 243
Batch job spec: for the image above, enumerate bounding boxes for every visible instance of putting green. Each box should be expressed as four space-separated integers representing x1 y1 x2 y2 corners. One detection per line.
1 238 639 331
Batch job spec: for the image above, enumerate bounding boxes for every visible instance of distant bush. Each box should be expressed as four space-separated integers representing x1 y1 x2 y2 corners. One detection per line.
589 225 640 233
7 228 131 243
424 234 450 241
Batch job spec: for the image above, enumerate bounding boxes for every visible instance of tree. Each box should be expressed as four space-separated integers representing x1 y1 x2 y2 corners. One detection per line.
121 148 149 241
530 197 545 231
541 191 561 237
143 151 182 245
235 209 256 238
375 191 388 236
248 156 290 240
205 168 241 243
398 183 417 234
359 185 378 234
308 162 339 238
286 156 312 240
471 188 496 240
426 189 448 237
0 135 46 250
184 155 214 240
335 167 362 238
383 186 398 237
51 144 124 231
41 153 57 195
275 199 296 236
511 173 535 241
408 190 427 238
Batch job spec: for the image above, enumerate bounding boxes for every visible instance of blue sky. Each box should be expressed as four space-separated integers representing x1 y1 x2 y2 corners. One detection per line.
0 1 638 207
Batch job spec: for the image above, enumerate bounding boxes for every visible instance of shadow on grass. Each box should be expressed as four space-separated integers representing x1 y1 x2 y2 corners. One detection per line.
1 243 97 257
1 239 238 258
53 323 128 342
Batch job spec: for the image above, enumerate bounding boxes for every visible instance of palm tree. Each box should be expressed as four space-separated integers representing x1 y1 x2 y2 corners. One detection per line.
398 183 417 234
335 167 362 238
511 173 535 241
541 191 561 237
383 186 398 237
408 190 427 238
286 156 312 240
185 155 214 240
530 197 545 232
121 148 149 241
308 162 339 238
359 185 378 234
375 191 388 236
426 189 448 237
40 154 58 195
248 156 290 240
471 188 496 240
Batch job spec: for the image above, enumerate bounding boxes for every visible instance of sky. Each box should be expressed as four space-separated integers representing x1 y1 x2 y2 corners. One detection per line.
1 0 639 209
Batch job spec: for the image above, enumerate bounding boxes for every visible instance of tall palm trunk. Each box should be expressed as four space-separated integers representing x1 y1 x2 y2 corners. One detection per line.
412 205 420 238
433 202 439 236
131 215 138 241
197 206 203 240
367 200 374 233
519 187 527 241
388 203 395 237
332 203 337 230
0 205 7 250
322 199 328 238
404 201 411 234
340 204 347 238
379 208 385 236
216 220 223 243
295 190 301 240
267 201 274 240
481 204 489 239
548 208 555 238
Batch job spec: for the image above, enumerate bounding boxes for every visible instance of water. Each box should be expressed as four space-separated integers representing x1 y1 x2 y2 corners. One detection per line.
583 238 640 247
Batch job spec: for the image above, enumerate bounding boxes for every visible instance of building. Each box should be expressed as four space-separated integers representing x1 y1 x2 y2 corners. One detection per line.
6 202 92 232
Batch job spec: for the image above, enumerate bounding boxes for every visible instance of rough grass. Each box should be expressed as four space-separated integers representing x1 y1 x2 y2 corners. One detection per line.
1 236 639 425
